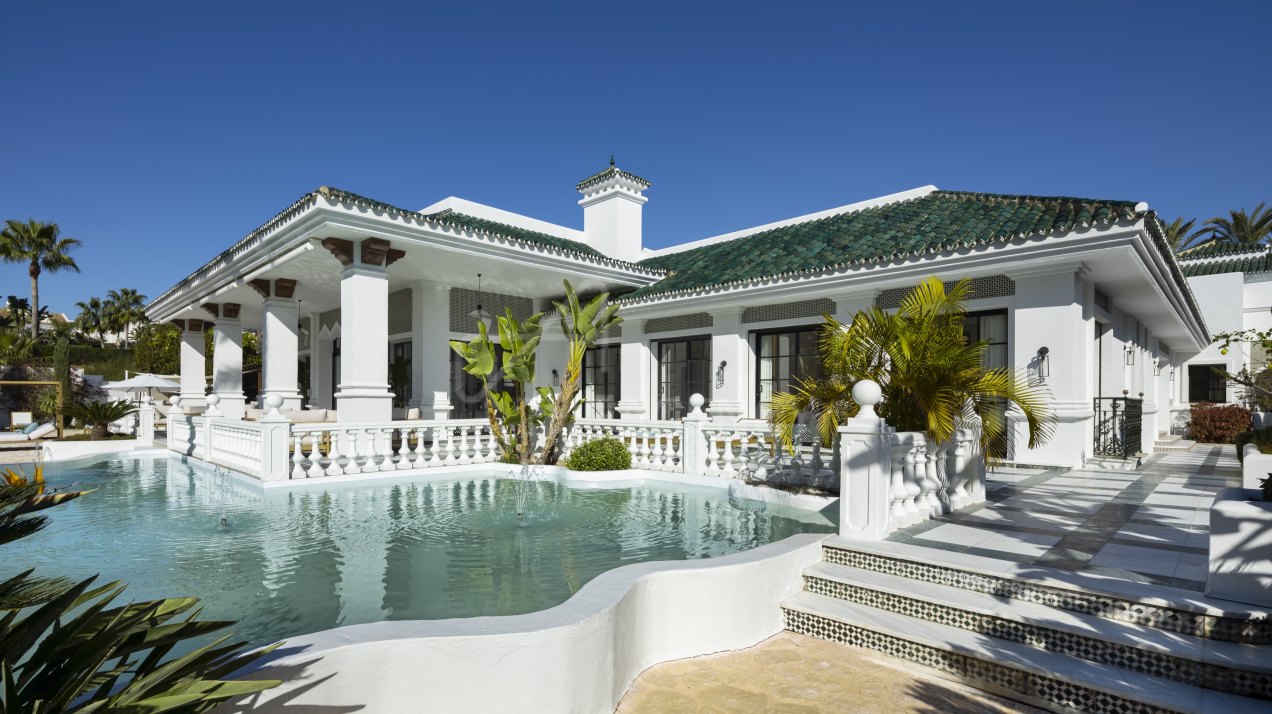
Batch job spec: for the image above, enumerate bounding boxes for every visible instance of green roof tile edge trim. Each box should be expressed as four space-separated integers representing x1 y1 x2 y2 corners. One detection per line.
148 186 662 310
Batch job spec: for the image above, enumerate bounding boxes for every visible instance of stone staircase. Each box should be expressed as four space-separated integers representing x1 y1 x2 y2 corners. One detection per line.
1154 433 1197 454
782 537 1270 713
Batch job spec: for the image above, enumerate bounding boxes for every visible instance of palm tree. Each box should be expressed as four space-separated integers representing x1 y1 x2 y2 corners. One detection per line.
1164 217 1211 253
107 287 147 348
74 296 109 348
1204 203 1272 246
0 219 81 340
771 277 1055 464
4 295 30 333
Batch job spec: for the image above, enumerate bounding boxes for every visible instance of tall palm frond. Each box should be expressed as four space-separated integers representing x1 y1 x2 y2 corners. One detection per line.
0 219 81 340
1164 217 1212 253
1205 203 1272 246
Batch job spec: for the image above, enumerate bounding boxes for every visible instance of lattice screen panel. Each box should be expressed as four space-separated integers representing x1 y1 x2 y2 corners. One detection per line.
449 288 534 332
875 275 1016 309
742 298 836 324
644 313 713 334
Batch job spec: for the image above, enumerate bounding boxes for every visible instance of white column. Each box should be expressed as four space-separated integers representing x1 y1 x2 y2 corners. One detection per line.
336 264 392 422
838 380 892 540
177 319 207 412
615 318 651 420
410 281 451 415
212 310 246 420
307 313 325 409
261 295 302 411
707 308 749 423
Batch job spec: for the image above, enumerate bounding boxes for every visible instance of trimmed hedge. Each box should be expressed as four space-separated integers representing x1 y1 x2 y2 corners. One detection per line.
564 436 632 472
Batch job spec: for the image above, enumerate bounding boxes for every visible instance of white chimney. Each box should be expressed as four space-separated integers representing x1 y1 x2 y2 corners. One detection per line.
577 158 649 263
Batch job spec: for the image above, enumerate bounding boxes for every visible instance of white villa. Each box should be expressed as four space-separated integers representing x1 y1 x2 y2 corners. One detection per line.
146 162 1210 470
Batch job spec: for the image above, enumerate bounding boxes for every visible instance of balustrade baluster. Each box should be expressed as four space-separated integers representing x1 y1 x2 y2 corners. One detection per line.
395 426 414 470
445 426 458 464
721 432 736 477
703 432 721 477
889 435 909 524
355 429 374 473
291 434 306 479
922 443 942 515
306 433 324 478
410 426 427 466
325 430 345 476
377 427 396 472
902 445 921 523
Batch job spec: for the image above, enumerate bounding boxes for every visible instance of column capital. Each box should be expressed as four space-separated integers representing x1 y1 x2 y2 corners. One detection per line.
248 279 297 299
322 237 404 268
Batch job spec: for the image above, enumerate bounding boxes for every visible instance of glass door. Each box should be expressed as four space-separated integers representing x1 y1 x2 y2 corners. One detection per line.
658 338 711 420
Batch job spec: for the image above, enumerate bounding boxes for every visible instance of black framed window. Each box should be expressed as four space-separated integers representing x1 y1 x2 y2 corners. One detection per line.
755 327 821 419
658 337 711 420
1188 364 1227 403
963 310 1009 457
963 310 1008 369
450 347 507 418
582 344 621 418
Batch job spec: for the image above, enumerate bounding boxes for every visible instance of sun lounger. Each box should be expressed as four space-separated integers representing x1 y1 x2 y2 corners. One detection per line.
0 423 56 443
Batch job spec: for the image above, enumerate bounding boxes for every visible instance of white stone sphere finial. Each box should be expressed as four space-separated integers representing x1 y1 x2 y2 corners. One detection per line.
688 393 705 415
852 380 882 419
204 393 223 417
170 395 181 407
264 393 283 417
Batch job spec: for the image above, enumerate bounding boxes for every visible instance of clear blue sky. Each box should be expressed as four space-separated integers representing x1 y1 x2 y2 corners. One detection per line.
2 1 1269 316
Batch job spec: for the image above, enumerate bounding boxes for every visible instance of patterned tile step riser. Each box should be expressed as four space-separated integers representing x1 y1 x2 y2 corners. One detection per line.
804 575 1271 699
823 546 1270 644
783 608 1175 714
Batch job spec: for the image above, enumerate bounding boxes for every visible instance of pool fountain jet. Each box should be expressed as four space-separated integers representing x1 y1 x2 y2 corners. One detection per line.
513 464 540 524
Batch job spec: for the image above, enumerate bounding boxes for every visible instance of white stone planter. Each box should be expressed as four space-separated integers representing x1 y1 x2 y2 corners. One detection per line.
1207 487 1272 608
1240 444 1272 489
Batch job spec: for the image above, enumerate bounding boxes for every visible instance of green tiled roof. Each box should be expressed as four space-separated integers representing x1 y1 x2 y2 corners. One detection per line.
421 208 603 258
628 190 1144 300
1178 248 1272 278
1174 241 1262 260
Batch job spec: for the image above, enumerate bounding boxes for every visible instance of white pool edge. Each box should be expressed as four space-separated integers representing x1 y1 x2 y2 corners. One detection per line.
224 532 829 714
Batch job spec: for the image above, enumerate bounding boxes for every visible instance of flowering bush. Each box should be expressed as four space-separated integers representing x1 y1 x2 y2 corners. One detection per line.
1187 402 1252 444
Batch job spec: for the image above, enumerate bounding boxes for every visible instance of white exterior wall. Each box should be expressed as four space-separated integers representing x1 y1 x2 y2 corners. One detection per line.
1182 273 1246 407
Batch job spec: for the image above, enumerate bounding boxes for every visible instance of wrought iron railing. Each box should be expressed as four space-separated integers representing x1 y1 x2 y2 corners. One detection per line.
1093 394 1143 459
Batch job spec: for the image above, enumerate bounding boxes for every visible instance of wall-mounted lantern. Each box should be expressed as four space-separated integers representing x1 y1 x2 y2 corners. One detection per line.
1124 345 1135 366
716 360 727 389
1153 357 1162 377
1170 368 1175 382
1036 346 1050 380
551 369 560 387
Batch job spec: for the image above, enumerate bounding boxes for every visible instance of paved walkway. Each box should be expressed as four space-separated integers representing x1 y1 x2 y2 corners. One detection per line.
888 446 1239 590
618 632 1037 713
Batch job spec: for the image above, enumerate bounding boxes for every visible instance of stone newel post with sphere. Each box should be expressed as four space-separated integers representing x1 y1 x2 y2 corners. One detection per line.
837 380 893 540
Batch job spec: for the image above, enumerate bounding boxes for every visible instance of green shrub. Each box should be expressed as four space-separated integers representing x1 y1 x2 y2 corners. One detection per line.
1187 402 1251 444
564 436 632 471
65 399 138 439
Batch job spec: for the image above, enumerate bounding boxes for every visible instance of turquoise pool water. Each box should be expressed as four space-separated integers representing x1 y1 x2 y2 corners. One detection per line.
8 453 834 646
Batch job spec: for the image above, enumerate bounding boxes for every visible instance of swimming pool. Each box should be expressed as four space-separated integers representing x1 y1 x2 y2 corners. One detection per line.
11 453 835 647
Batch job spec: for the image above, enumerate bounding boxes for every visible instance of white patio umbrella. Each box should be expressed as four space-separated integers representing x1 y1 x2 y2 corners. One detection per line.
104 373 181 403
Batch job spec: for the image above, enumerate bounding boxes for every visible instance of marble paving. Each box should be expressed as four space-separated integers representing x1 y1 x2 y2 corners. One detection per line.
888 446 1239 590
617 631 1038 714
